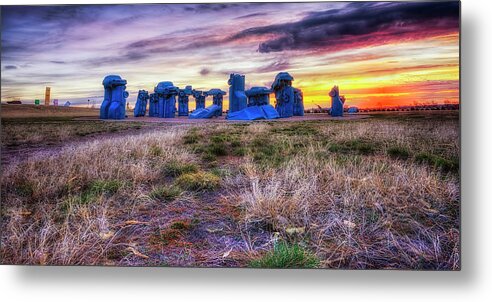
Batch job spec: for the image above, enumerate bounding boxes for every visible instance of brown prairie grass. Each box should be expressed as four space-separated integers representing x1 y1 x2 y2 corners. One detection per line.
1 104 100 119
1 118 144 148
1 112 460 269
1 129 195 265
221 114 459 269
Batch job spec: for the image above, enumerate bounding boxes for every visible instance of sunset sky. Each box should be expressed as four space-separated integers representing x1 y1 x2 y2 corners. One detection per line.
0 1 460 109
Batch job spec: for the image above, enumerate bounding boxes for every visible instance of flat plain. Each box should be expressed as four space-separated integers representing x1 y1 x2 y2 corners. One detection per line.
0 105 460 269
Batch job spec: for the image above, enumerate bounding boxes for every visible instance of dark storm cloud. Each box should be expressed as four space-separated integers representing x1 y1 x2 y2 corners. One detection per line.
235 12 269 20
230 1 460 53
1 5 100 29
120 34 227 63
1 5 101 60
199 68 211 76
184 3 250 12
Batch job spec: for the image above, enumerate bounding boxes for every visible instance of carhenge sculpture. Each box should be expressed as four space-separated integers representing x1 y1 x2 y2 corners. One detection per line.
178 85 193 116
206 89 226 115
100 75 129 119
134 90 149 117
228 73 247 113
329 85 344 117
155 81 179 118
293 88 305 116
247 86 271 107
192 89 206 110
227 86 279 120
271 72 294 118
189 89 225 119
148 93 158 117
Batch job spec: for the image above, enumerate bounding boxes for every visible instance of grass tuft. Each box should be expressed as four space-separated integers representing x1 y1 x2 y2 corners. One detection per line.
176 171 220 191
387 146 410 159
149 144 163 157
415 152 459 173
162 161 199 177
249 242 320 268
74 179 124 204
183 128 200 144
149 185 182 202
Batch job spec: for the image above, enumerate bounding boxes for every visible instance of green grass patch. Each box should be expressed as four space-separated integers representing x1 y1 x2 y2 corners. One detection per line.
207 142 228 156
249 137 286 167
329 139 376 155
270 123 320 136
170 220 193 230
149 185 182 201
415 152 459 173
210 167 233 178
77 179 124 204
175 171 220 191
15 181 35 197
183 128 246 161
202 152 218 162
162 161 199 177
387 146 410 160
155 228 182 245
249 242 320 268
183 128 200 144
149 144 163 157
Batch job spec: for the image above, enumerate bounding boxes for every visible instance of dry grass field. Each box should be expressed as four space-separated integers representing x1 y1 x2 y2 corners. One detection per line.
0 104 100 118
0 110 460 269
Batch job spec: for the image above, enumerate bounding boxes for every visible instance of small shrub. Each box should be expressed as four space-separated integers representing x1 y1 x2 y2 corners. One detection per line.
176 171 220 191
249 242 320 268
149 185 182 201
387 146 410 159
162 161 199 177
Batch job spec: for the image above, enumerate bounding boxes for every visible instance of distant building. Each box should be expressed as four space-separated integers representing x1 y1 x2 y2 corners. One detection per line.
6 100 22 104
45 87 51 106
